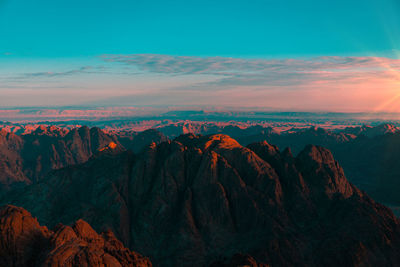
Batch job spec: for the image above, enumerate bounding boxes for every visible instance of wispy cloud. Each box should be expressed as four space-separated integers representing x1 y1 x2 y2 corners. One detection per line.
101 54 400 73
21 66 105 78
100 54 400 89
4 65 144 82
0 66 110 87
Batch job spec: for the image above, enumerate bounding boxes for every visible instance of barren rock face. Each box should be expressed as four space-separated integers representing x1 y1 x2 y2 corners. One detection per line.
0 126 169 189
0 126 122 187
116 129 168 153
0 130 28 188
21 126 124 183
0 205 152 267
295 144 356 199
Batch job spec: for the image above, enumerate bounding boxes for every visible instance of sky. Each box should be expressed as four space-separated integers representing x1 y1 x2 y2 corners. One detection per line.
1 0 400 112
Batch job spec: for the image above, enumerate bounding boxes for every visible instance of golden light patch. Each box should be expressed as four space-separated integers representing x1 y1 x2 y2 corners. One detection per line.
99 141 118 151
108 141 117 149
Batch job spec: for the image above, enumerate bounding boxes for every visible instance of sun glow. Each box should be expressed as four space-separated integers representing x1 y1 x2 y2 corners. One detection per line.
372 52 400 112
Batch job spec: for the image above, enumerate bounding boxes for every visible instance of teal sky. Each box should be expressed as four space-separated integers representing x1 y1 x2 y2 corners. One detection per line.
1 0 400 111
0 0 399 57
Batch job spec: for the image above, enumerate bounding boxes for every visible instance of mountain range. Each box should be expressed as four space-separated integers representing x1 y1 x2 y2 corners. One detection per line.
1 125 400 265
2 122 400 207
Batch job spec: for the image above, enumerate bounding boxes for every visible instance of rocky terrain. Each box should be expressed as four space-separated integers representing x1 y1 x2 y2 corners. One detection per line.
0 205 151 267
241 124 400 206
2 122 400 207
2 133 400 266
2 122 400 265
0 125 167 190
152 122 400 206
115 129 168 153
0 126 120 187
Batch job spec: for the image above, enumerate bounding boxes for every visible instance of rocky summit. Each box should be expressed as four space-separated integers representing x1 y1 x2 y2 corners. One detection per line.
0 205 151 267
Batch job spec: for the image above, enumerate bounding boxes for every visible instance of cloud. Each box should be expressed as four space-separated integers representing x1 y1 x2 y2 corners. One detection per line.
5 65 143 82
0 66 112 87
22 66 105 78
101 54 400 73
100 54 400 90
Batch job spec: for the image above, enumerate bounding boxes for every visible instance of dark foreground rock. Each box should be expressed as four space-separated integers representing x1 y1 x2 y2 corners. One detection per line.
0 205 151 267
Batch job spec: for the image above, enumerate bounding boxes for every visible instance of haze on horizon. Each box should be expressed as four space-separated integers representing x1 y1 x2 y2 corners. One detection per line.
1 0 400 112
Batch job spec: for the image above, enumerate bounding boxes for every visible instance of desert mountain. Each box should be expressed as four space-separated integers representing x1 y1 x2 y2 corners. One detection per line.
167 123 400 207
116 129 168 153
0 126 122 187
3 134 400 266
341 123 400 137
0 126 168 191
0 205 151 267
2 122 400 211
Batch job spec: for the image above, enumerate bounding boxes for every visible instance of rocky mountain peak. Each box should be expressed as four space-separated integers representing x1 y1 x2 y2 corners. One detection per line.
0 205 152 267
296 145 356 199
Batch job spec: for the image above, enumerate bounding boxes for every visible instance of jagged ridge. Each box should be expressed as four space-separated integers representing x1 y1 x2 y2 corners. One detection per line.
0 205 151 267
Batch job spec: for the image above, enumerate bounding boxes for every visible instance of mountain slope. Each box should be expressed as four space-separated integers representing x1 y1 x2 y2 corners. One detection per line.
116 128 168 153
0 205 151 267
0 126 122 187
0 126 172 189
0 130 28 189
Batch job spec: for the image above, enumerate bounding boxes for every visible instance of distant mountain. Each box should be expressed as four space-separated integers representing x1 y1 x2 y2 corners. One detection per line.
0 205 151 267
0 126 166 189
116 129 168 153
341 123 400 137
265 126 354 153
4 134 400 266
155 122 278 140
0 126 122 188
